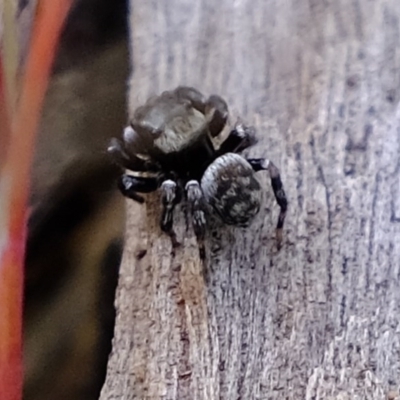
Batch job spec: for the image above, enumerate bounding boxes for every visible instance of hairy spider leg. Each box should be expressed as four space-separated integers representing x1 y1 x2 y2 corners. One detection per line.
205 95 229 137
247 158 288 243
186 180 207 259
160 180 181 233
217 123 257 156
118 174 159 203
185 180 207 240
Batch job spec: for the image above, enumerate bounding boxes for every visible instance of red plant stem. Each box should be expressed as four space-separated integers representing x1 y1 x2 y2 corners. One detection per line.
0 2 73 399
0 66 11 169
10 0 74 235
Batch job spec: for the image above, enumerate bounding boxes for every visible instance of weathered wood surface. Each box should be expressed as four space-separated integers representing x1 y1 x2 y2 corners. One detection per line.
100 0 400 399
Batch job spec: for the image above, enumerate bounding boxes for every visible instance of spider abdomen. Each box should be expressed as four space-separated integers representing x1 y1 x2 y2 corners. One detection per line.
201 153 262 226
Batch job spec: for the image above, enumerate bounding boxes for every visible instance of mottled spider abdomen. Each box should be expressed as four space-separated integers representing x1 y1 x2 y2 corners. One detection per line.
201 153 262 226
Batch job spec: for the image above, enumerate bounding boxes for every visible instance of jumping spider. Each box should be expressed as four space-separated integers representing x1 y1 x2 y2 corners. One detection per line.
108 86 287 245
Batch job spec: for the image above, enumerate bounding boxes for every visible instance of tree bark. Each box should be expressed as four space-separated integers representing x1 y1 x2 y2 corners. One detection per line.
100 0 400 399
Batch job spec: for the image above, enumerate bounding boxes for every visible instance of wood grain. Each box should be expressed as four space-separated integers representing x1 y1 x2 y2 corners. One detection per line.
101 0 400 398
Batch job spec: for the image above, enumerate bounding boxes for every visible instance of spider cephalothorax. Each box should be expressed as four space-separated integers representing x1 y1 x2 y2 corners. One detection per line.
108 86 287 243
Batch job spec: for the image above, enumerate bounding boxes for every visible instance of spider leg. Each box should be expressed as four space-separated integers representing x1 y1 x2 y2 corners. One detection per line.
185 180 207 240
186 180 207 259
247 158 288 244
217 122 257 156
118 174 159 203
160 179 181 234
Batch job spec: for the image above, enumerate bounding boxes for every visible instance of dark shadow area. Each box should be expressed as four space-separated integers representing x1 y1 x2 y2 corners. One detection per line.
23 1 128 399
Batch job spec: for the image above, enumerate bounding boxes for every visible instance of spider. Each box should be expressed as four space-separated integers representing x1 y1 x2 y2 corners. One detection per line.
108 86 287 244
